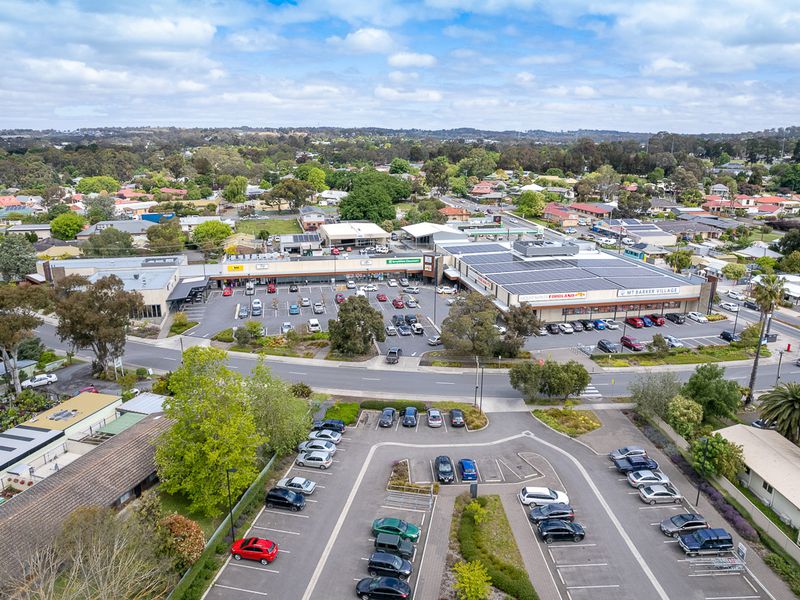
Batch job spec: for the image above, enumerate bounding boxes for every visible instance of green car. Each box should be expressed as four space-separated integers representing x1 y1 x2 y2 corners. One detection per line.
371 517 420 542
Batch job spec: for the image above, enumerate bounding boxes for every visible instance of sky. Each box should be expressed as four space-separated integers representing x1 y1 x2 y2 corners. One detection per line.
0 0 798 133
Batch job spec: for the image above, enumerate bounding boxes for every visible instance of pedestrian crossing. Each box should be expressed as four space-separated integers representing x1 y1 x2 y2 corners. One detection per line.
580 385 603 399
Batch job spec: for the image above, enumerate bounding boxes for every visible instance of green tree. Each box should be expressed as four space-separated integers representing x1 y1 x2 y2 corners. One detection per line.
247 361 310 457
647 334 670 357
423 156 450 194
441 292 500 358
0 285 51 394
721 262 746 281
758 382 800 443
0 234 36 281
665 249 693 273
509 361 544 402
234 326 253 346
265 179 315 211
515 191 546 218
754 255 777 274
616 192 651 218
691 433 744 480
304 167 328 192
457 148 499 179
665 394 703 439
773 229 800 255
452 560 492 600
746 274 786 404
156 347 263 516
54 274 144 374
449 175 468 197
683 363 741 419
192 220 233 256
328 296 386 356
147 218 185 254
778 251 800 274
389 158 412 174
510 360 590 400
505 304 541 337
339 185 395 223
75 175 121 194
50 211 86 240
628 371 682 418
85 194 116 224
222 175 248 203
81 227 136 257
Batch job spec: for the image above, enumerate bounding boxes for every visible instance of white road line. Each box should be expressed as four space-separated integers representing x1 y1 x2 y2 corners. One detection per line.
293 468 332 475
289 371 307 375
566 584 620 590
262 509 308 518
742 577 757 594
435 381 455 385
549 543 597 548
229 562 280 574
362 377 381 381
214 584 268 596
556 563 608 568
380 505 428 513
703 597 760 600
251 526 300 535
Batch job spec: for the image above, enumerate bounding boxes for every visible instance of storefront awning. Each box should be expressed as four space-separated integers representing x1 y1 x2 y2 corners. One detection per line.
443 268 460 280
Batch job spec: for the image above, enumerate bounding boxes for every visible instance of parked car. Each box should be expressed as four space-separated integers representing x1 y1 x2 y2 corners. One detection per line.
528 503 574 524
537 326 549 336
602 319 621 329
403 286 420 294
597 339 620 353
362 284 378 292
387 279 398 287
627 469 670 488
374 533 414 561
230 537 278 565
222 286 233 296
308 429 341 443
614 455 659 473
427 409 443 428
458 458 478 481
450 409 465 427
546 323 561 334
300 297 311 307
281 322 293 334
355 577 412 599
238 305 250 319
335 293 346 304
727 290 746 301
289 304 300 315
558 322 574 334
436 286 456 294
625 317 645 328
78 385 99 394
641 316 654 327
427 335 442 346
385 324 397 336
660 513 709 538
401 407 418 427
720 330 741 342
399 278 409 287
367 552 413 580
404 314 418 325
648 314 666 326
592 319 607 330
307 318 321 333
295 450 333 469
392 297 405 309
379 407 397 427
687 311 708 323
620 335 644 351
494 324 508 334
288 283 299 292
372 517 420 542
435 455 455 483
569 320 584 332
264 487 305 511
313 302 325 314
249 299 263 316
275 476 317 495
537 519 586 543
312 419 345 433
664 335 684 348
346 280 356 289
665 312 686 324
391 315 406 327
609 446 647 461
376 293 388 302
518 486 570 506
297 439 337 455
267 283 276 294
397 325 412 336
579 319 595 331
21 373 57 389
751 418 776 429
410 323 424 335
679 528 734 556
719 301 739 312
386 347 403 364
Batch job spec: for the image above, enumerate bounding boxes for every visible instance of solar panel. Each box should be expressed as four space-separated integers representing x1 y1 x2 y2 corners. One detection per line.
442 243 507 255
488 268 587 285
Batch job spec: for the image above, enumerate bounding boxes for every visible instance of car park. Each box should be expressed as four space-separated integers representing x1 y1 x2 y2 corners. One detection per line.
648 314 666 326
664 335 684 348
720 330 741 342
374 533 415 561
386 348 402 364
313 302 325 313
376 293 388 302
687 311 708 323
727 290 746 300
308 429 342 443
614 454 659 473
295 450 333 469
372 517 421 542
401 407 418 427
21 373 57 389
537 519 586 543
385 324 397 336
528 502 574 524
458 458 478 481
665 312 686 324
379 407 397 427
625 316 644 328
627 469 670 488
450 409 465 427
264 487 305 511
238 305 250 319
602 319 621 329
230 537 278 565
355 576 412 599
678 528 734 556
275 476 317 495
289 304 300 315
297 439 337 455
366 552 413 580
435 455 455 483
558 322 574 334
518 486 569 506
546 323 561 334
392 297 405 309
620 335 643 351
597 338 620 353
312 418 345 433
660 513 709 538
719 301 739 312
608 445 647 460
427 335 442 346
427 409 443 427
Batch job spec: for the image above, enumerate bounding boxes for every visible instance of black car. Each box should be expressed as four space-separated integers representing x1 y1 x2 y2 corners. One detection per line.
450 409 465 427
665 313 686 324
529 503 575 524
367 552 413 579
720 330 741 342
264 487 305 512
404 314 418 325
597 339 620 353
579 319 595 330
435 455 455 483
289 283 299 292
312 419 346 433
614 455 659 473
537 519 585 543
379 407 397 427
743 300 758 311
401 407 418 427
391 315 406 327
546 323 560 334
570 320 584 332
355 576 411 599
374 533 415 560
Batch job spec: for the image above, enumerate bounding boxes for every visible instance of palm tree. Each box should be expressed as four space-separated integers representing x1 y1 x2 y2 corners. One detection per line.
746 274 786 404
759 382 800 443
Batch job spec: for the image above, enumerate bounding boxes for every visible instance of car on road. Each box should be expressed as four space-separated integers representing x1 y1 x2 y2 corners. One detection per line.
385 324 397 336
222 286 233 296
599 237 616 245
620 335 644 351
238 305 249 319
625 317 645 328
436 286 456 294
397 325 412 336
386 347 402 364
372 517 421 542
558 322 574 334
387 279 398 287
603 319 621 329
458 458 478 481
648 314 666 326
564 227 577 234
230 537 278 565
687 311 708 323
597 339 621 353
627 469 670 488
374 533 415 560
720 330 741 342
609 446 647 460
295 450 333 469
592 319 606 330
308 429 342 443
665 313 686 324
427 409 443 427
427 335 442 346
719 301 739 312
751 418 776 429
280 322 293 334
276 476 317 495
264 487 305 511
376 293 388 302
518 486 569 506
435 455 455 483
313 302 325 313
614 455 659 473
743 300 758 311
450 409 465 427
297 439 337 455
335 293 346 304
289 304 300 315
678 528 734 556
528 503 574 524
312 418 345 432
392 297 405 309
660 513 709 538
546 323 561 334
289 284 299 292
664 335 684 348
641 316 654 327
379 407 397 427
727 290 746 300
403 286 420 294
21 373 57 389
401 407 418 427
537 519 585 543
367 553 413 580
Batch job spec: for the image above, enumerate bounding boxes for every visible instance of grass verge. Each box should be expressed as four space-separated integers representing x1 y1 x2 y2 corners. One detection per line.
388 459 439 494
533 408 601 437
429 401 488 429
592 344 770 366
324 402 360 424
735 483 799 540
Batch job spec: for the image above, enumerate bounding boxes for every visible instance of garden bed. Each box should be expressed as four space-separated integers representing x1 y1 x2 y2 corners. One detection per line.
592 344 769 367
533 408 601 437
169 320 199 336
387 459 437 494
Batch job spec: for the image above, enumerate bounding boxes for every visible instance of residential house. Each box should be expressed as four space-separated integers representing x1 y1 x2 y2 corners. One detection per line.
158 187 187 197
647 198 679 215
568 202 614 222
76 220 154 247
678 214 741 232
299 210 326 231
439 206 472 222
518 183 544 193
114 200 158 218
179 215 235 234
544 203 579 227
701 198 758 215
709 183 730 199
6 223 51 240
546 186 576 201
655 220 721 240
469 180 497 197
317 190 348 205
116 188 152 201
624 243 669 263
224 232 261 254
733 242 782 261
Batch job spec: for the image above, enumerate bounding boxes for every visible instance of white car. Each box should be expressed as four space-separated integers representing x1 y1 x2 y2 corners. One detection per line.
436 286 456 294
687 311 708 323
356 289 366 297
388 279 398 287
346 280 356 289
295 451 332 470
308 429 342 444
276 476 317 495
252 299 263 310
518 486 570 506
385 324 397 336
599 237 616 245
621 237 634 245
297 439 337 455
727 290 746 301
403 286 420 294
300 297 311 307
399 278 410 287
494 324 507 334
427 409 443 427
664 335 684 348
281 322 293 334
558 322 574 334
362 284 378 292
719 302 739 313
602 319 621 330
21 373 58 389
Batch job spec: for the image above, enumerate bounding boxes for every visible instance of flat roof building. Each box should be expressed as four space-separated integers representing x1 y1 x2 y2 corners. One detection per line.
319 222 389 247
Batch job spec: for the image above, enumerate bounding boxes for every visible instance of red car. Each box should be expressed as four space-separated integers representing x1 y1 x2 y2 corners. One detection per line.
230 537 278 565
335 293 346 304
331 247 340 255
376 293 388 302
392 297 405 309
222 286 233 297
648 314 665 326
625 317 644 328
267 283 277 293
620 335 644 351
78 386 99 394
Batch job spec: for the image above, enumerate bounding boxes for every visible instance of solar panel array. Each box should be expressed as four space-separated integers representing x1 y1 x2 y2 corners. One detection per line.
442 243 507 255
291 233 321 243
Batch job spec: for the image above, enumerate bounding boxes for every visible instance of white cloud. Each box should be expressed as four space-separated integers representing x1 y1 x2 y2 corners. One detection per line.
375 85 442 102
107 17 216 46
327 28 396 53
517 54 570 65
442 25 491 41
176 80 207 92
515 71 536 86
574 85 596 97
227 29 285 52
388 52 437 68
641 57 694 77
388 70 419 83
644 82 703 99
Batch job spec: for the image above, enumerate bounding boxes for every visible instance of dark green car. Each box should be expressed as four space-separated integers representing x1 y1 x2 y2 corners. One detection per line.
371 517 420 542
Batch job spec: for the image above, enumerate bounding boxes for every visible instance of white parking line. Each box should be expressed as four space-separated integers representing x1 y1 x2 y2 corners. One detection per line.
703 597 760 600
214 584 268 596
549 543 597 548
289 371 307 375
435 381 455 385
293 468 333 475
229 562 280 574
251 526 300 535
566 584 620 590
380 505 428 513
262 510 309 518
557 563 608 568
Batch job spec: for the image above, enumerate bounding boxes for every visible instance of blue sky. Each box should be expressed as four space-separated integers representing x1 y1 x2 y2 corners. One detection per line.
0 0 797 133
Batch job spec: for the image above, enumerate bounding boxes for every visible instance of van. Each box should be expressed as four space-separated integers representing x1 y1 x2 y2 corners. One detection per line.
374 533 415 561
245 281 255 295
678 528 734 556
307 319 321 333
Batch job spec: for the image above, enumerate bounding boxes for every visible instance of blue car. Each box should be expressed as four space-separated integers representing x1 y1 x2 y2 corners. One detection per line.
289 304 300 315
641 316 654 327
459 459 478 481
592 319 606 330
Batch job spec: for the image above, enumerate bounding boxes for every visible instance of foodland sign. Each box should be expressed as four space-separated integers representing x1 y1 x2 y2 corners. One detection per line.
521 291 587 302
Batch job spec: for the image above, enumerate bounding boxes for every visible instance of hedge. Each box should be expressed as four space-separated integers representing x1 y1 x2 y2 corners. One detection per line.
211 328 234 343
457 497 539 600
360 400 428 413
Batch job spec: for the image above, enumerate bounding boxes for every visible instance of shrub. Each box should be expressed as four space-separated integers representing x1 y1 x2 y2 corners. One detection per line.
136 367 150 380
173 312 190 328
152 372 172 395
159 513 206 573
665 395 703 439
289 382 313 398
360 399 428 413
764 553 800 596
324 402 360 424
212 328 234 343
234 327 253 346
36 350 58 369
453 560 492 600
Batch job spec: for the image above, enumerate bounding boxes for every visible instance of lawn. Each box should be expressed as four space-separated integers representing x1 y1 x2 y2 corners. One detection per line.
159 490 222 539
235 219 301 235
478 495 526 569
324 401 360 424
533 408 601 436
736 482 799 541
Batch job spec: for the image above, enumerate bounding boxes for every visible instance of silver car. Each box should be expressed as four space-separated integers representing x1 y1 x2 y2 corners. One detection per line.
608 446 647 461
385 324 398 336
427 409 443 428
308 429 342 444
297 439 337 455
295 450 333 469
660 513 709 538
276 476 317 495
627 469 670 488
313 302 325 314
639 483 683 505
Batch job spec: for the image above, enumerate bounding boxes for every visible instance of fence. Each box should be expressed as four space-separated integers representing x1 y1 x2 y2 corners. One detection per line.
167 454 276 600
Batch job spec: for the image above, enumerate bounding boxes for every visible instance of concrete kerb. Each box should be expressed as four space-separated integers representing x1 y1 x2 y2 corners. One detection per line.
529 411 601 457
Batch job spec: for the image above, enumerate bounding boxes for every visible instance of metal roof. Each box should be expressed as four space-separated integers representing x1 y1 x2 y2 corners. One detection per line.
0 425 63 472
118 392 168 415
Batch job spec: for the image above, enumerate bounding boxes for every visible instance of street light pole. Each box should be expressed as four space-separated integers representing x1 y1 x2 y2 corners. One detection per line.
695 437 709 507
226 467 237 541
732 307 740 336
776 350 785 386
479 366 485 414
474 356 479 407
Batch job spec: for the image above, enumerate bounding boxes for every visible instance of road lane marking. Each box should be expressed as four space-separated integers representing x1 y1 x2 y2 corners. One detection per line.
290 371 307 375
435 381 455 385
557 563 608 568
